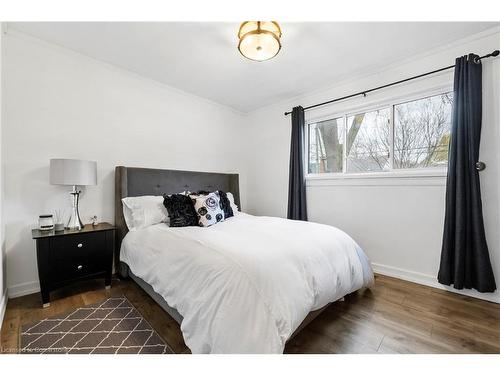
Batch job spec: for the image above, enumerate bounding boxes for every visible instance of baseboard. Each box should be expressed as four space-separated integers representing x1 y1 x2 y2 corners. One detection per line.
372 262 500 304
7 280 40 299
0 289 8 331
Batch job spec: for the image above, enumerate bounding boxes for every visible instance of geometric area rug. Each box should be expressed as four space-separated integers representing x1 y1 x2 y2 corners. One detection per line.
20 297 173 354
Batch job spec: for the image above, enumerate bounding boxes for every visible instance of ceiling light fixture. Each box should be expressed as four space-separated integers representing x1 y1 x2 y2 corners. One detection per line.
238 21 282 61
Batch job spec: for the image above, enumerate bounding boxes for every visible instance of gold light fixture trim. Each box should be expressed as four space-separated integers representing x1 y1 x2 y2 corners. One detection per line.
238 21 282 61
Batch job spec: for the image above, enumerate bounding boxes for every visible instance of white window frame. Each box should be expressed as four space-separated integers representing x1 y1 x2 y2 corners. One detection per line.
305 85 453 180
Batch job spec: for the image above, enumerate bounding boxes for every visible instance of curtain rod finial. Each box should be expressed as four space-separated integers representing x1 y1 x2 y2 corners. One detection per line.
492 50 500 57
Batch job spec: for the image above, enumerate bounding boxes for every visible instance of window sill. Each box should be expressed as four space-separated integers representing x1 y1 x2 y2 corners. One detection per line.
306 169 447 187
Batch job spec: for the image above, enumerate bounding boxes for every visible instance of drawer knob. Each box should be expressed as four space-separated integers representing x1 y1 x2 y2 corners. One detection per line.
77 265 83 270
77 243 83 248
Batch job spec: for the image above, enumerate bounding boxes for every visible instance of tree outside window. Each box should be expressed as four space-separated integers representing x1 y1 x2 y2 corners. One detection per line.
307 92 453 174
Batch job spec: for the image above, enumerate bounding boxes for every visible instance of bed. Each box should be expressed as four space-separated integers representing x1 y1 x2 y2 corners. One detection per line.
115 166 374 353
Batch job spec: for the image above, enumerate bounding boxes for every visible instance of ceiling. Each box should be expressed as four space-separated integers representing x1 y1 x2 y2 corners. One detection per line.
8 22 499 113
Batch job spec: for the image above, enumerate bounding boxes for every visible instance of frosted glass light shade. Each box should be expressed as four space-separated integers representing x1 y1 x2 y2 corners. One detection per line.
50 159 97 186
238 21 281 61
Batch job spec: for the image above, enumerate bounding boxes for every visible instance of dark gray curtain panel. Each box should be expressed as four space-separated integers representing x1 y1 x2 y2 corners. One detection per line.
438 54 496 293
287 106 308 221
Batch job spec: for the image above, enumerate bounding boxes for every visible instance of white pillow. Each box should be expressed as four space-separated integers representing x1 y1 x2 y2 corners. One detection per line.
191 192 225 227
122 195 168 231
226 192 239 213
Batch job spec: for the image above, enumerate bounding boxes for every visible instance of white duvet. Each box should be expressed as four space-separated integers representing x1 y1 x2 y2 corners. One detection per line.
120 213 373 353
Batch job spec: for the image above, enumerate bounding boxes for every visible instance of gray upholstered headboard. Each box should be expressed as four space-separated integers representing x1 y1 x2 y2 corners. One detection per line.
114 166 240 265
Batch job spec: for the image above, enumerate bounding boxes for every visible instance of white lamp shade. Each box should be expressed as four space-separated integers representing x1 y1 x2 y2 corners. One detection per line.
50 159 97 186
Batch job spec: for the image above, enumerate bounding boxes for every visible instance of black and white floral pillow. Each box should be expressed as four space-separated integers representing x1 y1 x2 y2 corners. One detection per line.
191 192 225 227
194 190 233 219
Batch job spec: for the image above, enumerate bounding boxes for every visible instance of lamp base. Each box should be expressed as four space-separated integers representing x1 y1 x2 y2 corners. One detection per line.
66 186 84 230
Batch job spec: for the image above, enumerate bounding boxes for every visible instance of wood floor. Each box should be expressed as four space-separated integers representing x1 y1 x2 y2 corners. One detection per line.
1 274 499 354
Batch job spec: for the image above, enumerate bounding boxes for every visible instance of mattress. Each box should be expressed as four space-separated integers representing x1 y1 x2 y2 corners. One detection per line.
120 212 374 353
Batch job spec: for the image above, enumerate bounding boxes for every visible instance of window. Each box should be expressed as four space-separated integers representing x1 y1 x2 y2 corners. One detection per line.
346 108 390 173
394 93 452 169
307 91 453 175
308 118 344 174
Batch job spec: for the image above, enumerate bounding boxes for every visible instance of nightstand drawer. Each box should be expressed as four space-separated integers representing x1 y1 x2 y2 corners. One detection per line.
50 232 106 260
53 258 102 281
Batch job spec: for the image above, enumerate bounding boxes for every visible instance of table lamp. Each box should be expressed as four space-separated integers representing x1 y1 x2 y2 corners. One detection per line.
50 159 97 230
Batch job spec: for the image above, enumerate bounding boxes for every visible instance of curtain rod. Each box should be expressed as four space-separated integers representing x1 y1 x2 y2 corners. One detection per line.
284 50 500 116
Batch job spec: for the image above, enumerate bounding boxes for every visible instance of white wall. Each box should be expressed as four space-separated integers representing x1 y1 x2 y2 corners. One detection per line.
2 30 246 297
243 28 500 303
0 23 7 325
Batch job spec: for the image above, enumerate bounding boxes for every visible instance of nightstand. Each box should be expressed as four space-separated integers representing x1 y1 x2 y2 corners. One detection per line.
32 223 115 307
